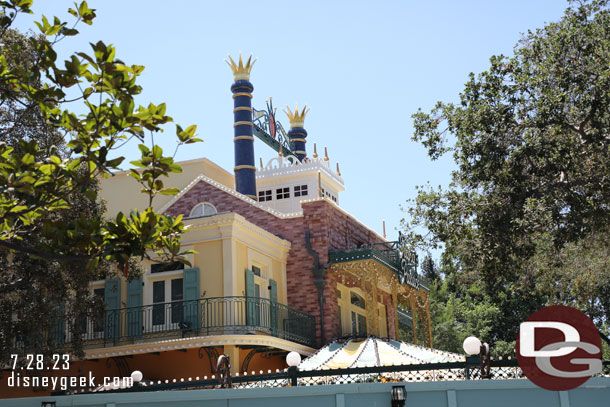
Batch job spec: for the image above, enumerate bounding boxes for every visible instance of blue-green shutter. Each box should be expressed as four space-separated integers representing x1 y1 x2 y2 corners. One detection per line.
269 279 278 335
245 269 256 326
104 278 121 344
183 268 200 332
126 278 143 339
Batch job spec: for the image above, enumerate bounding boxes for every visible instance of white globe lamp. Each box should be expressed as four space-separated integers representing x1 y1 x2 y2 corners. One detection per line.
286 351 301 367
131 370 143 383
463 336 482 355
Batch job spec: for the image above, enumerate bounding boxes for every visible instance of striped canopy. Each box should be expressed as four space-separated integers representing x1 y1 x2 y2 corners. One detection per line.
298 337 463 370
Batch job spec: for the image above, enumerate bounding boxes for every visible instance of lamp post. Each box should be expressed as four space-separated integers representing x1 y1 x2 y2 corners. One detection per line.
286 351 301 386
391 385 407 407
217 354 232 388
130 370 143 388
463 336 491 379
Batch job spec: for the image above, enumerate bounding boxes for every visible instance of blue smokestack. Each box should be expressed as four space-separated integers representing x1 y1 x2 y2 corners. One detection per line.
284 105 309 162
227 54 257 200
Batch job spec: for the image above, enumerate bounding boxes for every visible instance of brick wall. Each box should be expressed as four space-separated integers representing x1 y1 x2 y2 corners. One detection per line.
165 180 390 346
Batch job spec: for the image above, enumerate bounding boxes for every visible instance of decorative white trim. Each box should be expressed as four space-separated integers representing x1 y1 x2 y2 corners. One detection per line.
159 171 384 245
256 156 344 187
183 212 291 251
159 174 304 219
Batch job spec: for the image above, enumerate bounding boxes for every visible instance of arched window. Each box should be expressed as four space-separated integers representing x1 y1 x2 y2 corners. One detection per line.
350 292 366 309
189 202 217 218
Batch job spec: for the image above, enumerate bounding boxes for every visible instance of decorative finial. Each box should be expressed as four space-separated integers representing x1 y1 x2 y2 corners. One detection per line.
336 162 341 176
383 220 386 239
259 157 263 169
279 142 283 157
324 146 329 161
313 143 318 158
283 104 309 128
225 53 256 81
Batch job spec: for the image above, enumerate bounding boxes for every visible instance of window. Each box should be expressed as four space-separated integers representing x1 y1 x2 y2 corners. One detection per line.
294 185 308 197
252 265 261 277
337 284 369 337
152 278 183 327
349 291 367 336
350 292 366 309
82 288 105 336
246 270 269 328
352 311 367 336
253 282 262 325
92 288 104 333
276 187 290 200
189 202 217 218
151 261 185 274
258 190 272 202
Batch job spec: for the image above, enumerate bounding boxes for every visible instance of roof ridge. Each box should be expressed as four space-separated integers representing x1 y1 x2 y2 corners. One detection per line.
314 339 351 370
349 337 373 368
158 173 304 219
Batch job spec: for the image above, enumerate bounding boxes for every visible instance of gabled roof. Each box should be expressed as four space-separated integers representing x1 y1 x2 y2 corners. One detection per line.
158 173 305 218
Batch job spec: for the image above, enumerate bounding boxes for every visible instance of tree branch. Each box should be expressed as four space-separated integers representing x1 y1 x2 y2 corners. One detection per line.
0 240 91 263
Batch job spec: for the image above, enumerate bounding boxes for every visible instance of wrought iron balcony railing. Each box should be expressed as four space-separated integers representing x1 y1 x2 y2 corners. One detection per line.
329 245 427 290
58 296 316 348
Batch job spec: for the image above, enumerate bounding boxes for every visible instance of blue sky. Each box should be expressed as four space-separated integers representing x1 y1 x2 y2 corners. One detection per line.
16 1 568 251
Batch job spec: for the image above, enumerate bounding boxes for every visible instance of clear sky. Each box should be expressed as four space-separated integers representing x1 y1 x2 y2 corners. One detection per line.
15 0 568 248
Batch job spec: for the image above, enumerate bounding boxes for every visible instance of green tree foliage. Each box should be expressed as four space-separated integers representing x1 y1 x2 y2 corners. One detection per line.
0 28 64 152
0 0 200 362
420 254 438 282
423 266 515 356
403 0 610 349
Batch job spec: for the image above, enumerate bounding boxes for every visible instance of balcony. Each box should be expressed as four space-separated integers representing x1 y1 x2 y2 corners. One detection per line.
58 296 316 348
329 244 428 290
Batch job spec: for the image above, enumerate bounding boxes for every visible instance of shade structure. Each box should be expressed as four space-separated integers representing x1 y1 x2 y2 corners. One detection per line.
299 336 463 371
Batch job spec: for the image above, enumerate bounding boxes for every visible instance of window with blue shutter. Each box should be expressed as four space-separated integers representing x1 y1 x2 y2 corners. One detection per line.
104 278 121 344
183 268 200 332
245 269 256 326
269 279 278 335
126 278 143 339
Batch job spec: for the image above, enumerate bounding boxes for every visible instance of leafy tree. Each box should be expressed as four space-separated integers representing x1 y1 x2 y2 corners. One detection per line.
404 0 610 347
420 254 438 282
0 0 200 362
0 28 64 152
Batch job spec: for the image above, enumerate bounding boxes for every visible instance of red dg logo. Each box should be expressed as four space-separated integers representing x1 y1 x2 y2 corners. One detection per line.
516 305 602 391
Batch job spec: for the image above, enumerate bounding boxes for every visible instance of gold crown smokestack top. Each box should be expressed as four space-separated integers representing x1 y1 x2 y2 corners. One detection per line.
284 104 310 162
226 53 257 200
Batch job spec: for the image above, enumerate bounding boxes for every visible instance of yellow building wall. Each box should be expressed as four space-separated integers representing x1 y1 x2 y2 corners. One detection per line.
235 239 288 301
235 241 249 297
99 158 234 216
194 240 223 298
100 213 290 311
271 257 285 304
